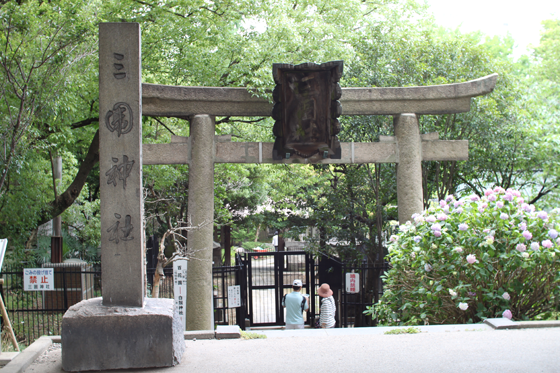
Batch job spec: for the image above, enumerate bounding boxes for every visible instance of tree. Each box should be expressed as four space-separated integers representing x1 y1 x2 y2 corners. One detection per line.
0 1 101 259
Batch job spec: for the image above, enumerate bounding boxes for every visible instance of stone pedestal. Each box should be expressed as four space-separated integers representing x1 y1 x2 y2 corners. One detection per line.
61 298 185 371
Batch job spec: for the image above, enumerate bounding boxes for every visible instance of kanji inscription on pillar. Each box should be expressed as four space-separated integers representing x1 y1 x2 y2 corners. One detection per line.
99 23 144 307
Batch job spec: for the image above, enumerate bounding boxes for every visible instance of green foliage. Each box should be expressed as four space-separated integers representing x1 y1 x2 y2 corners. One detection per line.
369 188 560 325
240 330 267 339
534 19 560 84
383 327 420 334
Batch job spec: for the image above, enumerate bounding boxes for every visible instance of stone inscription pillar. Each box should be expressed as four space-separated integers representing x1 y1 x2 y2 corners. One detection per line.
62 24 185 372
186 114 215 331
99 23 144 307
394 113 424 224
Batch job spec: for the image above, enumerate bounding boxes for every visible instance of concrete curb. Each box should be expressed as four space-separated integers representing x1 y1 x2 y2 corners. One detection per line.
484 318 560 330
1 336 53 373
184 326 242 340
184 330 215 340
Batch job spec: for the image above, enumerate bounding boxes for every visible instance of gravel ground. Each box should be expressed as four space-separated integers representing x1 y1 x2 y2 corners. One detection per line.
23 328 560 373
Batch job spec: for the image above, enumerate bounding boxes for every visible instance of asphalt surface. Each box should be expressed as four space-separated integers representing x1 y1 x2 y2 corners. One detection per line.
22 325 560 373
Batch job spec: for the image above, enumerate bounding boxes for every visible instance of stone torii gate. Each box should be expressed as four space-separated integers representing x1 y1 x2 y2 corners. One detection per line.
61 23 497 371
142 71 496 334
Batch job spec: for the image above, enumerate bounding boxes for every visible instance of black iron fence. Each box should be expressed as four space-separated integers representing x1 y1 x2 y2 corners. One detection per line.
0 253 387 345
340 261 389 327
0 263 101 345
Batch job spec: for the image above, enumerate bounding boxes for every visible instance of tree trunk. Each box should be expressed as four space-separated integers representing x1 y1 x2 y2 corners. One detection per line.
36 130 100 226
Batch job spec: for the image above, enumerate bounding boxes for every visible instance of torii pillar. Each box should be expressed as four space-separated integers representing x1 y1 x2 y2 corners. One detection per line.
394 114 424 224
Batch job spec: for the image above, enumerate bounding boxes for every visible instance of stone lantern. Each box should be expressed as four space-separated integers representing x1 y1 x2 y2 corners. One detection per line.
272 61 343 160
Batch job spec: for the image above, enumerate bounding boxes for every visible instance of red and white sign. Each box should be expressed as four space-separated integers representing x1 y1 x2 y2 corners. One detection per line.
345 272 359 294
24 268 54 291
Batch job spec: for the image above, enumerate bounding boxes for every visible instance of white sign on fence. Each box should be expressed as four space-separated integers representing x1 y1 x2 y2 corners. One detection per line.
345 272 360 294
228 285 241 308
24 268 54 291
173 260 188 330
0 238 7 271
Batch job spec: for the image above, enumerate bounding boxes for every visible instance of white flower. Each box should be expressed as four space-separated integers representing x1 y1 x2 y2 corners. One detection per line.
449 289 457 297
458 302 468 311
502 292 511 301
424 264 433 272
522 252 530 258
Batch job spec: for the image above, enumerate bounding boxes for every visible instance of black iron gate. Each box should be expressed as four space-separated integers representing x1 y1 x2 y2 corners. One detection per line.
245 251 315 327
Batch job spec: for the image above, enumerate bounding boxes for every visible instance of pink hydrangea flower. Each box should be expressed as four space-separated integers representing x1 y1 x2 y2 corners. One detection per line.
443 205 450 213
517 197 524 204
531 242 540 251
431 223 442 231
519 222 527 231
516 244 526 252
470 195 480 202
454 201 464 208
434 230 442 237
437 213 448 221
426 215 436 223
439 200 447 207
522 231 533 240
542 239 553 249
502 292 511 300
389 235 398 242
521 203 532 213
502 309 512 320
488 194 497 202
454 247 463 253
496 201 504 208
454 207 464 214
537 211 549 220
510 189 521 197
500 213 509 220
458 223 468 231
414 215 425 224
466 254 477 264
494 186 505 193
504 193 513 202
445 195 454 202
549 229 558 239
484 189 494 196
413 236 421 243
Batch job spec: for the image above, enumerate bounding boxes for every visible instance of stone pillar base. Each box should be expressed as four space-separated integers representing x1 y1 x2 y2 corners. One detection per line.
61 297 185 372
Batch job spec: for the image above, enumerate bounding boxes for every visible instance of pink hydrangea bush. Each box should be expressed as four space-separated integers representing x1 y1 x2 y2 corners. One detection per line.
369 188 560 325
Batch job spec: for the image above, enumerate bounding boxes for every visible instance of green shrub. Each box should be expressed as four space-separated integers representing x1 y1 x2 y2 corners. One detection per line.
368 187 560 325
384 327 421 335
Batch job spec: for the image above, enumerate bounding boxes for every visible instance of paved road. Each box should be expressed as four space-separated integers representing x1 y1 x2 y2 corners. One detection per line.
23 326 560 373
